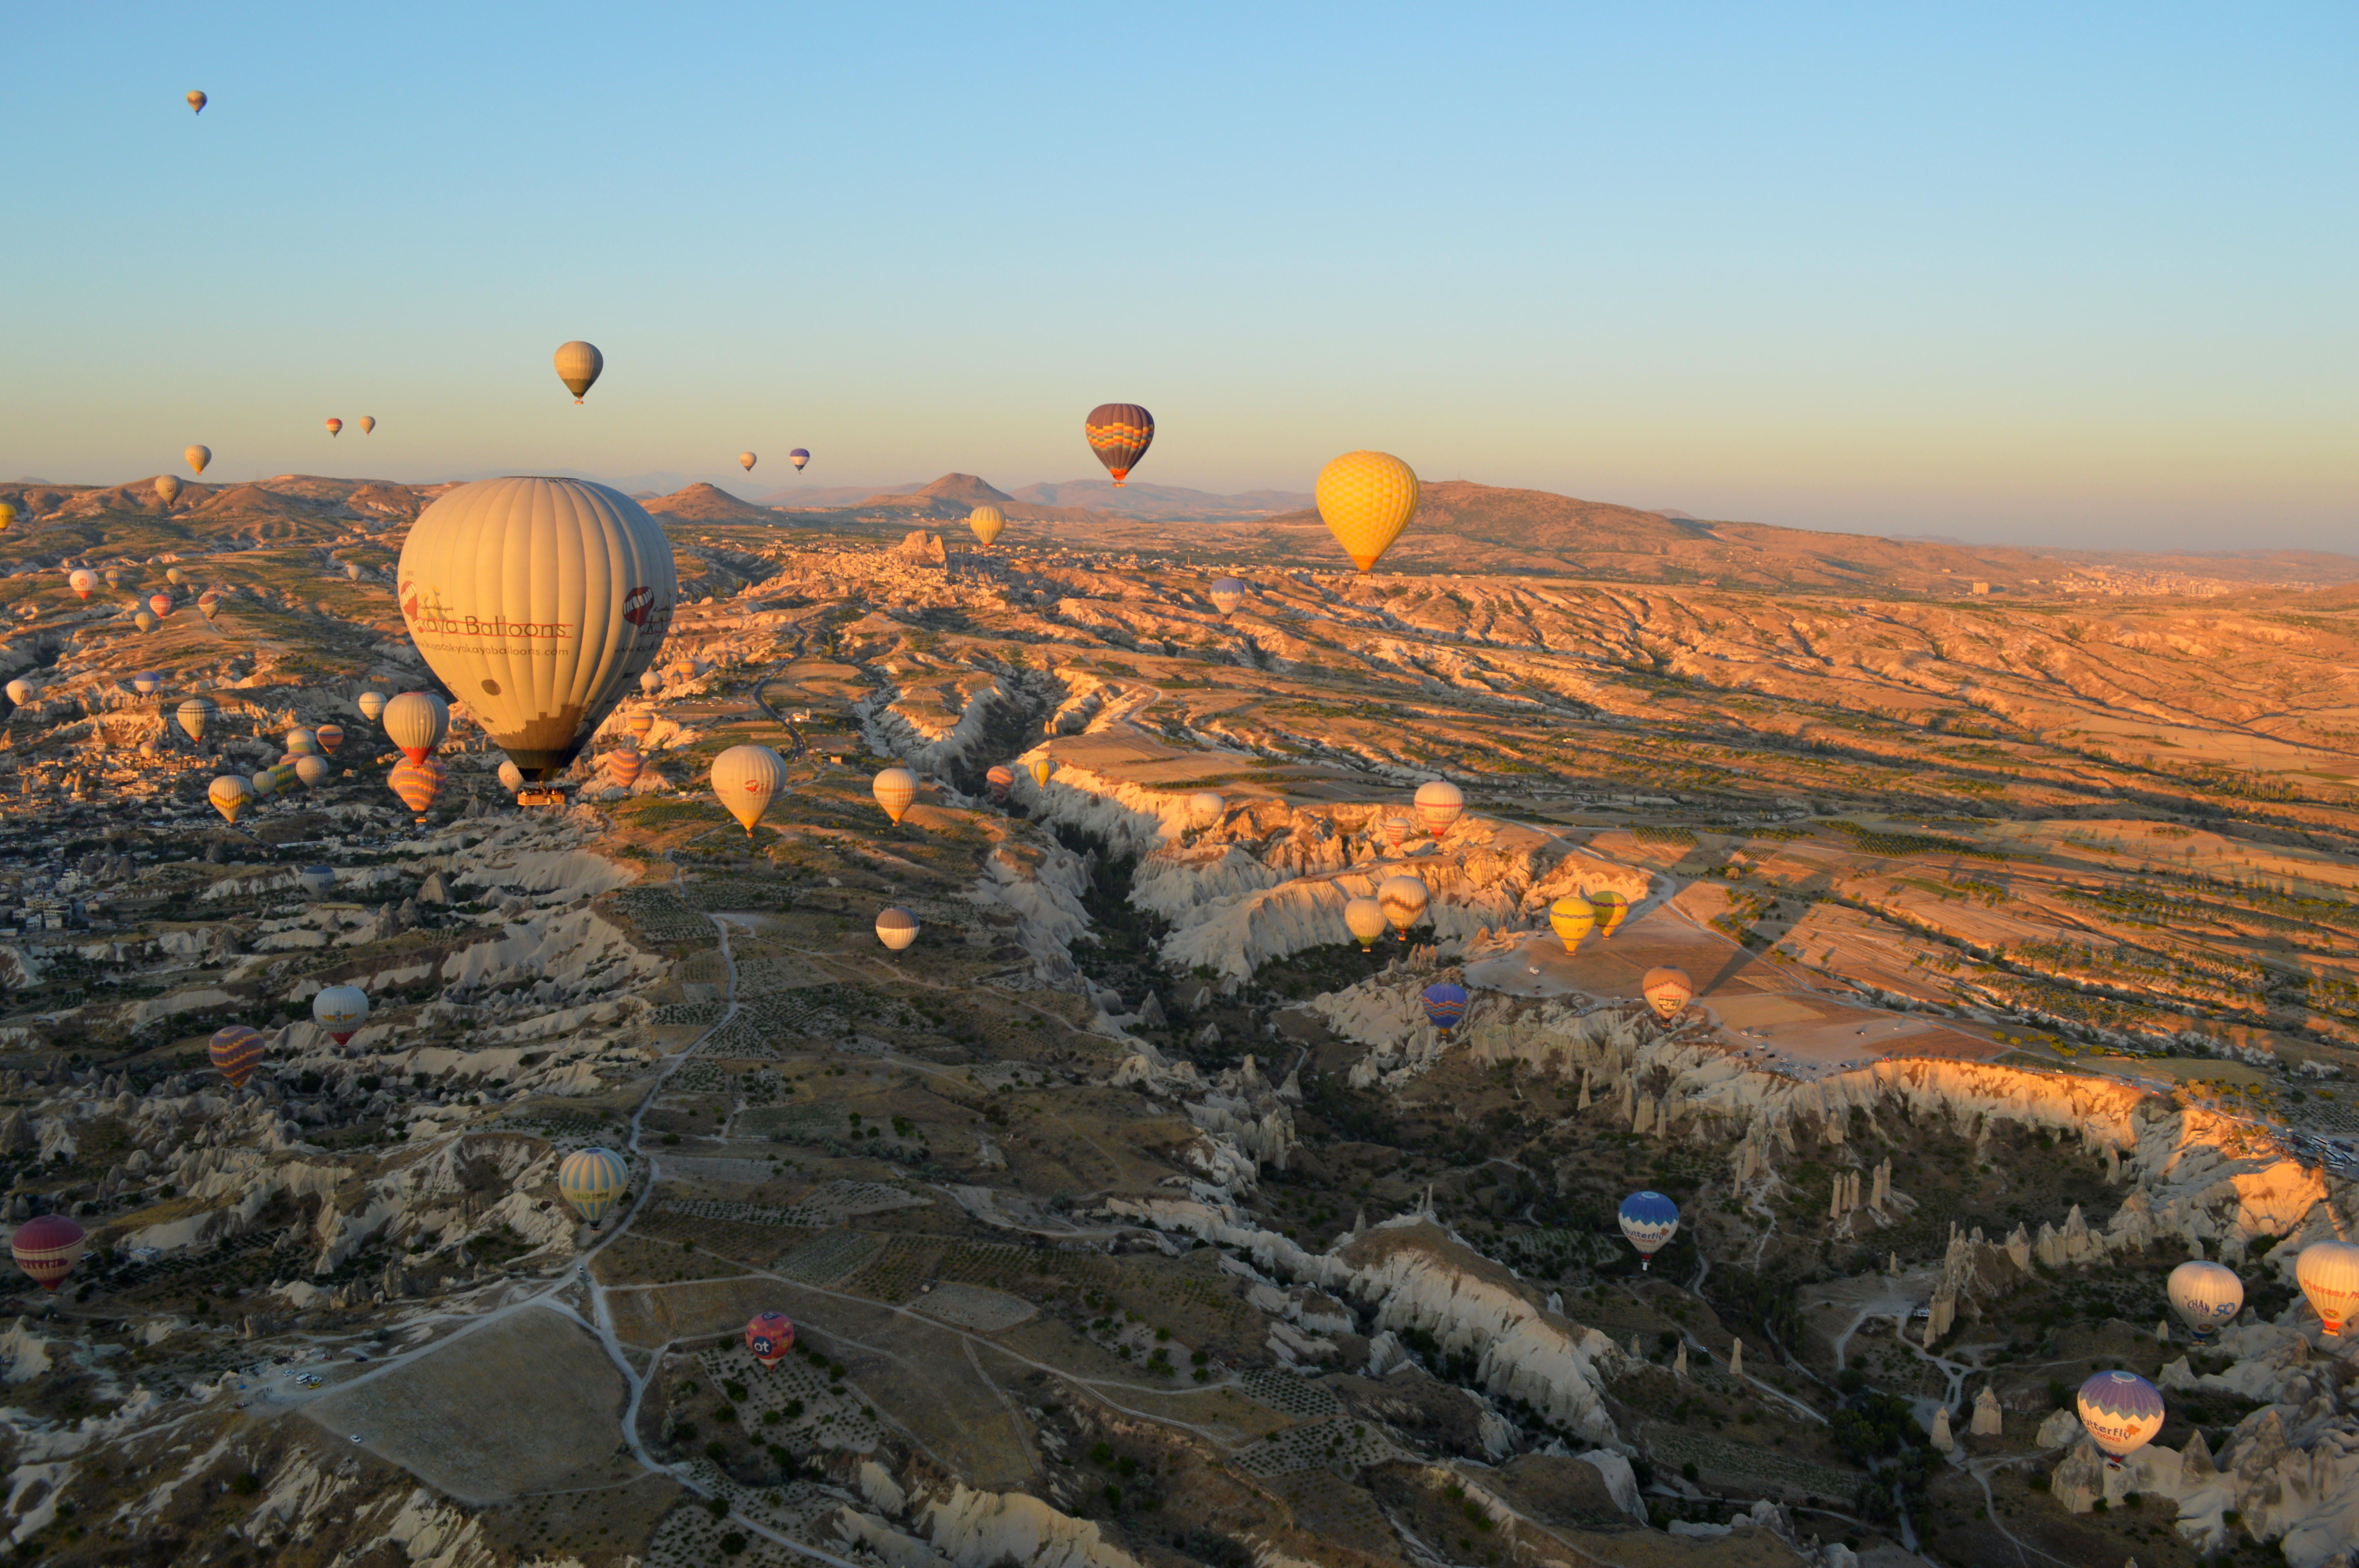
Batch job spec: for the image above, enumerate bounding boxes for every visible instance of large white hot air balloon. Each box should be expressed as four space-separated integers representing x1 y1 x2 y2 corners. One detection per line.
1414 779 1464 835
711 744 788 835
2166 1260 2243 1341
2298 1240 2359 1338
382 691 448 763
397 478 674 782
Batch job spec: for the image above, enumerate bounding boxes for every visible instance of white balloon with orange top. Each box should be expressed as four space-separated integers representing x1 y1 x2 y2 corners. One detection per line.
1414 779 1463 835
2298 1240 2359 1336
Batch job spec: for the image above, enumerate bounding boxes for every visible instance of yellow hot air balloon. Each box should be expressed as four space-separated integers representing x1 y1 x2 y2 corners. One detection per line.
1344 896 1389 951
739 452 757 472
1590 890 1631 938
0 502 15 534
185 445 211 475
186 91 207 115
968 506 1006 548
872 766 919 825
359 416 375 435
1315 450 1419 573
1549 893 1596 953
207 774 253 824
554 341 603 402
1377 874 1430 936
559 1147 630 1225
710 744 787 835
1027 757 1055 788
397 478 674 780
134 611 156 633
1641 966 1694 1022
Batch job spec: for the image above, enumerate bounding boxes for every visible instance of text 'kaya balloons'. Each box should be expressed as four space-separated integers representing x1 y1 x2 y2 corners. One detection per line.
554 341 603 402
398 478 676 781
313 985 370 1045
1316 451 1419 572
711 744 788 835
1618 1191 1679 1270
2076 1370 2165 1467
1085 404 1153 487
745 1311 796 1366
2166 1260 2243 1341
209 1025 266 1088
2297 1240 2359 1337
560 1147 630 1225
11 1215 84 1294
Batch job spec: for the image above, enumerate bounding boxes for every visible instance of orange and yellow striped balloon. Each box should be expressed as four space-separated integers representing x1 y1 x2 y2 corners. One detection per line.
209 1025 266 1088
388 755 446 821
1314 450 1419 572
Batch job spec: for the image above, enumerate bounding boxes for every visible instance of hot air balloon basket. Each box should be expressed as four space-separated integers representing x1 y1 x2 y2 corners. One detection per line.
518 788 568 808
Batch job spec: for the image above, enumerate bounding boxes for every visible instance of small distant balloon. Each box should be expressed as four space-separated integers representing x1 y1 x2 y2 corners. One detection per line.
165 567 185 585
1618 1191 1680 1270
2166 1260 2243 1342
312 985 370 1044
207 773 253 824
559 1148 630 1225
745 1311 796 1367
2298 1240 2359 1338
285 728 320 758
75 564 103 598
148 592 172 618
185 445 211 475
11 1215 85 1294
788 449 810 470
5 679 32 706
177 696 217 743
387 754 446 822
298 865 337 898
1187 790 1224 829
739 452 757 472
875 907 919 952
360 416 375 435
208 1025 265 1088
133 611 156 633
1590 889 1630 938
1344 896 1389 951
1641 966 1694 1022
186 91 207 115
155 475 182 507
325 418 343 437
625 711 654 744
2075 1371 2165 1468
248 768 278 799
711 744 788 836
1421 982 1468 1033
131 671 162 697
382 691 449 763
497 760 525 793
640 670 662 696
1085 404 1153 487
356 690 388 724
1027 757 1054 788
985 765 1014 803
196 590 223 621
553 341 603 402
314 723 343 755
0 503 14 534
872 766 919 825
294 755 331 789
1209 578 1246 617
968 506 1006 548
607 747 644 788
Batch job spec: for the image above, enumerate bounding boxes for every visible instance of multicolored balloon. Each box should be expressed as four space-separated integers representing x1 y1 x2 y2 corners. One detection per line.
356 690 388 724
1618 1191 1679 1270
559 1147 630 1225
196 590 223 621
2166 1260 2243 1341
789 449 809 470
711 744 787 835
207 774 253 824
875 907 919 952
607 747 644 788
388 754 446 822
1209 578 1246 617
1315 450 1419 572
131 671 162 697
872 766 919 825
2075 1371 2165 1467
313 985 370 1044
325 418 343 437
1084 403 1154 487
1027 757 1054 788
10 1215 85 1293
745 1311 797 1366
314 723 343 755
985 764 1014 803
286 728 320 758
383 691 449 764
1380 815 1411 849
1641 967 1694 1022
209 1025 266 1088
625 711 654 744
1422 982 1468 1033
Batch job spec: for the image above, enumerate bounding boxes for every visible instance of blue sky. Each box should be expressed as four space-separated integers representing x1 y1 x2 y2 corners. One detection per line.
2 3 2350 548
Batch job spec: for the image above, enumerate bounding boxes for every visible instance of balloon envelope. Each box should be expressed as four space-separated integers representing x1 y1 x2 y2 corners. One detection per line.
553 341 603 401
1344 896 1389 950
1376 874 1430 934
397 477 675 780
1641 966 1694 1022
185 445 211 475
498 760 525 793
1316 450 1419 572
559 1147 630 1224
248 769 277 799
155 475 182 506
607 747 644 788
788 449 809 470
1422 982 1468 1032
2297 1240 2359 1336
131 671 162 697
625 711 654 742
1618 1191 1680 1264
1414 779 1463 835
314 723 343 755
1187 791 1224 828
11 1215 84 1293
207 774 252 823
739 453 756 472
872 766 919 825
382 691 449 764
294 755 331 788
985 765 1014 802
209 1025 266 1088
2167 1260 2243 1339
1027 757 1054 788
298 866 336 898
197 591 223 621
356 690 388 724
186 90 207 114
285 728 320 758
360 416 375 435
388 755 446 820
68 570 95 600
711 744 788 834
2076 1370 2165 1464
0 503 13 533
133 611 156 633
3 680 28 707
745 1311 797 1366
1209 578 1246 616
968 506 1006 547
1590 889 1630 938
1084 403 1154 486
176 697 216 742
325 418 342 436
313 985 370 1044
876 907 920 951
